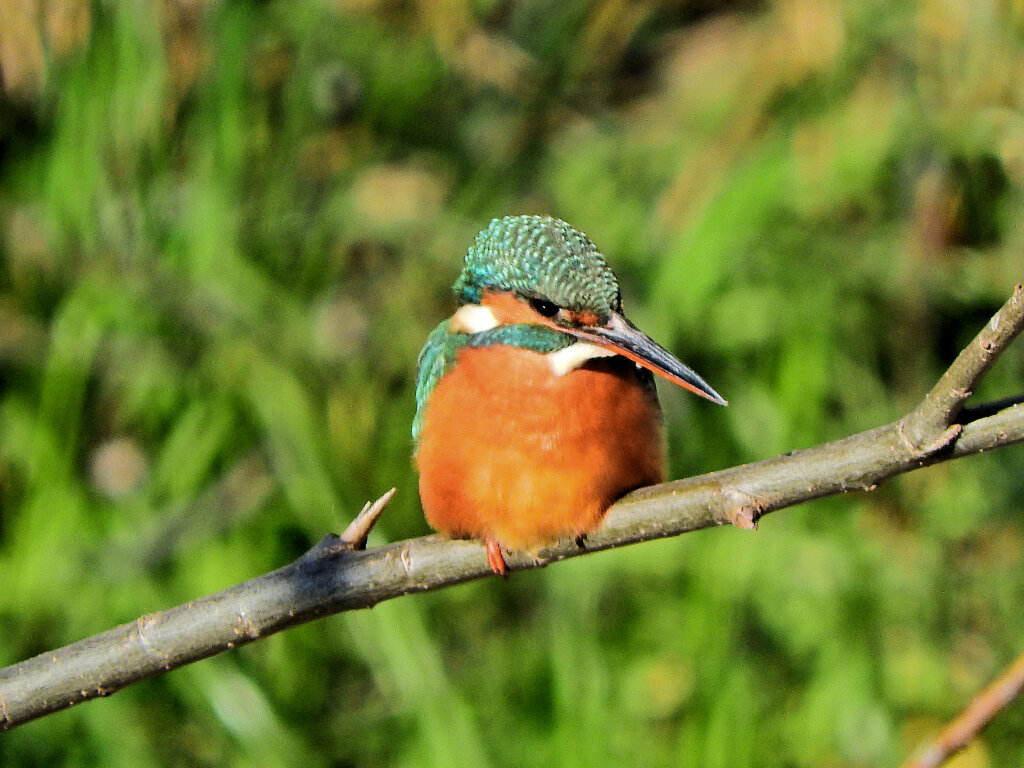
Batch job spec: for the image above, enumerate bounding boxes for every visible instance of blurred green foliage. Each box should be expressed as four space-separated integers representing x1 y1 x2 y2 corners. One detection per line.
1 0 1023 765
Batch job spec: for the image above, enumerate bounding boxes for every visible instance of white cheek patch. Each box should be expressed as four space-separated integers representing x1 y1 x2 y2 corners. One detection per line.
451 304 500 333
546 342 617 376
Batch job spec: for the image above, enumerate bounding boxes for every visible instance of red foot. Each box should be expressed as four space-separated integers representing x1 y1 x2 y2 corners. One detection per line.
485 538 509 578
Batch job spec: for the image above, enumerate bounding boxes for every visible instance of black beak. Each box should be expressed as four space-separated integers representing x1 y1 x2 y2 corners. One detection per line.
562 312 727 406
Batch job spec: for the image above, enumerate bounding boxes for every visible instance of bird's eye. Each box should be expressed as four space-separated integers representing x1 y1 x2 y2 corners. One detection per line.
529 298 560 318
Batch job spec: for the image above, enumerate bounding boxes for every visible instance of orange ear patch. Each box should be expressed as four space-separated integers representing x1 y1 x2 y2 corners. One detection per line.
480 290 604 331
480 290 542 325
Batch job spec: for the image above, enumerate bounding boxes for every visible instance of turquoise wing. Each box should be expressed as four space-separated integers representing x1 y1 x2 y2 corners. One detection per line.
412 319 460 442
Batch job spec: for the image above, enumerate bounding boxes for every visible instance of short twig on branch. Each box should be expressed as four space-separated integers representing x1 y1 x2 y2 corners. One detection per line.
900 282 1024 452
899 647 1024 768
1 286 1023 731
339 487 396 549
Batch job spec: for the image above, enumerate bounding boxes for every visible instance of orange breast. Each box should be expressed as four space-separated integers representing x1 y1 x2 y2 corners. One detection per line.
414 345 666 552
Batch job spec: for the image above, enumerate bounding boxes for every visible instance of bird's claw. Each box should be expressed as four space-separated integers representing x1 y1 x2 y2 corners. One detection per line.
485 538 509 578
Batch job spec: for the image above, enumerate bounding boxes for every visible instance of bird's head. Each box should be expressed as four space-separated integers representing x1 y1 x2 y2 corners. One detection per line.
451 215 727 405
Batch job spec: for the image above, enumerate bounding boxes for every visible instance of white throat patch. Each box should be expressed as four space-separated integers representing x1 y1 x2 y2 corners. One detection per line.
546 342 617 376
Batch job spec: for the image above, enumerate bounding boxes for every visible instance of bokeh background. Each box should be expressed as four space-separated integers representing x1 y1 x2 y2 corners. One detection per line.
1 0 1023 765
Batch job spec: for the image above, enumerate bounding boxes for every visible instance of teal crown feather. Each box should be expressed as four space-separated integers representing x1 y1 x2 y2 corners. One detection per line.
455 215 621 318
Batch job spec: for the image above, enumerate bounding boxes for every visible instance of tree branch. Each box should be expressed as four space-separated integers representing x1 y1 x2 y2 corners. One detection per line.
899 647 1024 768
1 285 1023 731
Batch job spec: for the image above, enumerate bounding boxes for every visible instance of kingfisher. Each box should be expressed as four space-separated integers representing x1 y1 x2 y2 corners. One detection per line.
413 215 726 576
